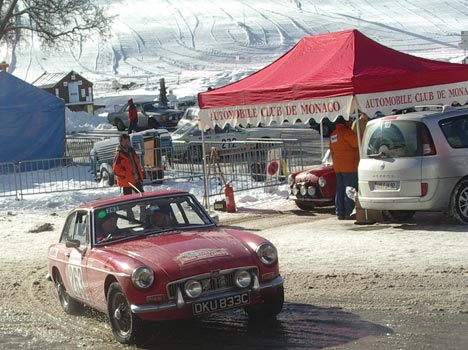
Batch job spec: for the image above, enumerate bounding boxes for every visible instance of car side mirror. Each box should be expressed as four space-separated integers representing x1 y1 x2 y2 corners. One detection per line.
210 213 219 225
65 239 81 249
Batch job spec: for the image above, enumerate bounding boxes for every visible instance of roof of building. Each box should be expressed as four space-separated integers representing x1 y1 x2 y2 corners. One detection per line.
32 70 92 88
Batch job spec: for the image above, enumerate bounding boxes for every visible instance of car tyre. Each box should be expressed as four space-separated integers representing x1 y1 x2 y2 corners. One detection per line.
99 163 115 186
54 271 83 315
450 179 468 224
295 201 316 211
244 286 284 321
107 282 146 344
383 210 415 222
116 119 126 131
148 118 160 129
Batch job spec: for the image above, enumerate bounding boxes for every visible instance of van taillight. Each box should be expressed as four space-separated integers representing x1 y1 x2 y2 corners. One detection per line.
421 183 428 196
421 126 436 156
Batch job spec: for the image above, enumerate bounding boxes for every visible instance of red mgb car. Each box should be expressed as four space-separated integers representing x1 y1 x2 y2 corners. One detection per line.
288 149 336 210
47 190 284 344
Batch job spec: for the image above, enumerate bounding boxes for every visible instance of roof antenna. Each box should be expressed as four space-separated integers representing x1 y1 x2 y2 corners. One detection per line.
129 183 143 197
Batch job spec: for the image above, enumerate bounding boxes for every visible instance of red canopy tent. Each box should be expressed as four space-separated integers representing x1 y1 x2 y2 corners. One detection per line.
198 29 468 129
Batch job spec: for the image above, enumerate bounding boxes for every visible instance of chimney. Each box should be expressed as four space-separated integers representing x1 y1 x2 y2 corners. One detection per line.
0 61 9 72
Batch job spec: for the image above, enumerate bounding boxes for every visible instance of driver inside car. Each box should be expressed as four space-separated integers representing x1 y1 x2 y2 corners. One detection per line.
148 207 176 228
96 212 123 242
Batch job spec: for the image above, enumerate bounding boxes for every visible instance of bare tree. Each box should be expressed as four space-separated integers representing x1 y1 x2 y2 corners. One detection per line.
0 0 113 46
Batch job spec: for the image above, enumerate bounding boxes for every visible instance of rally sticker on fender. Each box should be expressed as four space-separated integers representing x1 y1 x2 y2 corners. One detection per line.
193 292 250 315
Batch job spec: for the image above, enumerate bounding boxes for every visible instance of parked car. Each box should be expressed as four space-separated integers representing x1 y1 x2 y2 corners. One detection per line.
288 149 336 210
177 106 199 127
47 190 284 344
107 101 183 131
358 105 468 223
308 117 336 137
171 121 284 161
89 129 172 185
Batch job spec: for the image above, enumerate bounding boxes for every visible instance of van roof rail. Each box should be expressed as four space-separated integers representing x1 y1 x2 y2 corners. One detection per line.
414 105 456 113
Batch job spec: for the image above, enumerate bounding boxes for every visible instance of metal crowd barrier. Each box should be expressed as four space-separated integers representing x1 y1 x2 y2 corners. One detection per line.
0 137 314 199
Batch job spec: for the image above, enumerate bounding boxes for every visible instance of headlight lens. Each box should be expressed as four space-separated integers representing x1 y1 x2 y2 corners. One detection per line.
257 243 278 266
300 185 307 196
235 270 251 288
307 186 316 196
131 266 154 289
292 186 299 195
318 176 327 187
184 279 202 298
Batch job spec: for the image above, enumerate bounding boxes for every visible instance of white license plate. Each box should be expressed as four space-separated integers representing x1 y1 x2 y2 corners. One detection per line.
373 181 398 190
192 292 250 315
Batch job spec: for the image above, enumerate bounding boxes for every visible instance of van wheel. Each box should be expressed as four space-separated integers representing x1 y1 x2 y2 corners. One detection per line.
148 119 159 129
116 119 126 131
384 210 415 222
100 164 115 186
450 179 468 224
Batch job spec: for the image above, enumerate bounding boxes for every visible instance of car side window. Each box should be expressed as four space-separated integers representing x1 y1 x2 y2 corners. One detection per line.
440 115 468 148
60 211 89 246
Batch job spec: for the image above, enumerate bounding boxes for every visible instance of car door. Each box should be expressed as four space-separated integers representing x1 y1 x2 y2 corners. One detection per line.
60 210 91 303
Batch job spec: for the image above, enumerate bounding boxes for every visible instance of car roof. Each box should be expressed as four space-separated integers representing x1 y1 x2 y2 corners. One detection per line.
369 105 468 124
77 189 189 210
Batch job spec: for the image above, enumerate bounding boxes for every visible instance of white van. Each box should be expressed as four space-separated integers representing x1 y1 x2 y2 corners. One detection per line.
358 105 468 223
177 107 199 128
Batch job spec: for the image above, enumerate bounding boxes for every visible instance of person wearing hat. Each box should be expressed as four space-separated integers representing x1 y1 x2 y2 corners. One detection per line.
127 98 138 134
112 134 145 195
96 212 120 242
329 115 359 220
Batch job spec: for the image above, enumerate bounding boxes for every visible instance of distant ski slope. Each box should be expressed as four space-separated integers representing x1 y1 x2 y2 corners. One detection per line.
6 0 468 96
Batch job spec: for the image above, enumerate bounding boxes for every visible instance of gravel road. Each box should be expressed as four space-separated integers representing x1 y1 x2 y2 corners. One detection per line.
1 208 467 349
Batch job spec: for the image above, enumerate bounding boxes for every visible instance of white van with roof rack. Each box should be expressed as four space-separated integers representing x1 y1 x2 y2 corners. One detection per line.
358 105 468 223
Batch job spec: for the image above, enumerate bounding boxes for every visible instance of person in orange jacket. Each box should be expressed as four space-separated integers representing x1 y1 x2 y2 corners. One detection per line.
112 134 144 195
329 115 359 220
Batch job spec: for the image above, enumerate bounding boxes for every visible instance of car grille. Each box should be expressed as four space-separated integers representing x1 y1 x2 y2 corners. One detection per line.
166 266 258 300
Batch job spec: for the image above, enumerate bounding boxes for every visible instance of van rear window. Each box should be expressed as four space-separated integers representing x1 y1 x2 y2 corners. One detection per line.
439 115 468 148
363 120 420 158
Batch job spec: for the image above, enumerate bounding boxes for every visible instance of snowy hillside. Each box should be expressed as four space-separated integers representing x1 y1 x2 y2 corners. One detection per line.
2 0 468 99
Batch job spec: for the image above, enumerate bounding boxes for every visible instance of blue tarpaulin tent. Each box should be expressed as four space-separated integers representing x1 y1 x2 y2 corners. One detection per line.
0 71 65 164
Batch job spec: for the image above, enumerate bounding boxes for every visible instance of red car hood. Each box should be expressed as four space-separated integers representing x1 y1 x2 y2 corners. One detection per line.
105 228 256 279
293 163 334 182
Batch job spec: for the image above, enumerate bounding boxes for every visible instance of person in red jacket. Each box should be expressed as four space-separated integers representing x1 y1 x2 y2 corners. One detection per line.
127 98 138 134
329 115 359 220
112 134 144 195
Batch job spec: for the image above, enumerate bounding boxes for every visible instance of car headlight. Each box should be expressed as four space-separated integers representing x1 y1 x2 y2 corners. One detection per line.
318 176 327 187
292 185 299 196
256 243 278 266
307 186 316 196
300 185 307 196
184 279 202 298
288 175 294 186
131 266 154 289
235 270 251 288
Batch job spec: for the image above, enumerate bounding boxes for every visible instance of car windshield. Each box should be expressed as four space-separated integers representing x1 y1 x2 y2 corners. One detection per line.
93 194 213 245
363 120 420 159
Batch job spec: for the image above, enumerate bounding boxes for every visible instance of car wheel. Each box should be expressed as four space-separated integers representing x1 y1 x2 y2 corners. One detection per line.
107 282 145 344
244 286 284 321
295 201 316 211
116 119 126 131
450 179 468 224
148 118 159 129
186 145 203 162
54 271 82 315
100 163 115 186
251 162 266 182
383 210 415 222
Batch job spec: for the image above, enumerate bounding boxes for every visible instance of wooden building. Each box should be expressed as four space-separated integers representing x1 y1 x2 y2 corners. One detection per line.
32 70 94 113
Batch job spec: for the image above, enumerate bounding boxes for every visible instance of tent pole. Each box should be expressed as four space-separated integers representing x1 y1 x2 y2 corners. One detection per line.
201 125 209 209
320 120 324 158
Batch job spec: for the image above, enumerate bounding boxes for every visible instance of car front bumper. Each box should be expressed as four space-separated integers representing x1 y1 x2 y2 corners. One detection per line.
131 274 284 314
